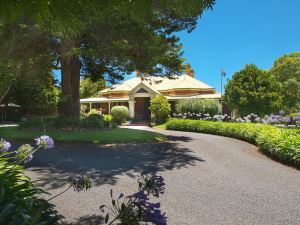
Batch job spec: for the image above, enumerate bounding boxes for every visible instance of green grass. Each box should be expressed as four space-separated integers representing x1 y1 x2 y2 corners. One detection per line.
0 127 166 144
153 124 167 130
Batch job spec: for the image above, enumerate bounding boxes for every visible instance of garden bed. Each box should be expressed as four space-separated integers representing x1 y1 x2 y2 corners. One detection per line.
165 119 300 168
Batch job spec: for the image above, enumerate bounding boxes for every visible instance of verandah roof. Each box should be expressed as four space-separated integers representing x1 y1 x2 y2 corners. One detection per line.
80 97 129 103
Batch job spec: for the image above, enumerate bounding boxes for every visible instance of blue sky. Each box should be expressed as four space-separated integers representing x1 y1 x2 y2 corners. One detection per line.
54 0 300 93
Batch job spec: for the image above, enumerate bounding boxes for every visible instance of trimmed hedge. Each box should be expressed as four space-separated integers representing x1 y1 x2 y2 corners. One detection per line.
166 119 300 167
111 106 129 124
20 115 106 131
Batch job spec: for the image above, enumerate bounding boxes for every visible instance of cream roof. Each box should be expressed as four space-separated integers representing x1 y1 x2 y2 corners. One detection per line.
80 94 221 103
100 74 215 93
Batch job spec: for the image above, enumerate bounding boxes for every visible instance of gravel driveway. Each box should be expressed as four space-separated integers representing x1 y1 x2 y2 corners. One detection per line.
25 127 300 225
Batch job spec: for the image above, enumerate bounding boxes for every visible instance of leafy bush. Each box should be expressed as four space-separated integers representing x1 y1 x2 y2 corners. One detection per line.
111 106 129 124
176 99 221 116
149 95 170 124
80 109 104 129
80 117 104 129
20 115 105 130
103 114 113 127
0 137 59 224
53 117 81 130
0 157 59 224
166 119 300 167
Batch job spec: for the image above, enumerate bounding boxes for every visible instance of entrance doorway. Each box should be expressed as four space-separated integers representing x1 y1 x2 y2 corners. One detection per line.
134 97 151 121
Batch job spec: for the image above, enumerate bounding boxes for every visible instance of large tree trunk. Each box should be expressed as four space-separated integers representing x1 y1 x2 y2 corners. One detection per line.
59 44 80 118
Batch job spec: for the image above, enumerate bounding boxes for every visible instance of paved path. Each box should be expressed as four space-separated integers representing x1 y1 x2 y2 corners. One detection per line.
25 127 300 225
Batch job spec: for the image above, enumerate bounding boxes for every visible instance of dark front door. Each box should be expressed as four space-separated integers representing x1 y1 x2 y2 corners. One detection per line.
135 97 151 121
143 97 151 120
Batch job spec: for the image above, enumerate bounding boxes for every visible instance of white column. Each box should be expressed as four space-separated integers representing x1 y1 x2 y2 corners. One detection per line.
108 102 111 114
89 103 92 111
128 100 135 118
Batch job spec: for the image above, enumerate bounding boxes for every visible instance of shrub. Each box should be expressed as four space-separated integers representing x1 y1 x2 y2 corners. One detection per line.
176 99 221 116
103 114 113 127
0 137 59 224
111 106 129 124
20 115 105 130
166 119 300 167
53 117 81 130
80 111 104 129
0 157 59 224
149 95 170 124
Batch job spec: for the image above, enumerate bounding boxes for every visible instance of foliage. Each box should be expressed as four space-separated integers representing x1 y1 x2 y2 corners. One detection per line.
2 70 60 116
176 98 221 116
100 174 166 225
19 115 106 131
0 0 215 117
111 106 129 124
103 114 113 127
0 158 59 224
0 137 58 224
68 175 92 192
166 119 300 167
80 77 106 98
224 64 278 116
80 104 88 117
81 111 105 129
269 52 300 112
149 95 171 124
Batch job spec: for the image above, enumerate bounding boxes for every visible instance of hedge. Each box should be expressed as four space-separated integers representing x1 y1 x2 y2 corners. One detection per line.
111 106 129 124
166 119 300 167
19 114 107 131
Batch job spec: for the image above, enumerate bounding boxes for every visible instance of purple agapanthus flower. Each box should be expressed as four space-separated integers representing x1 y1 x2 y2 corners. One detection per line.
293 113 300 122
16 144 34 164
35 135 54 149
24 153 34 163
0 138 11 152
263 114 280 124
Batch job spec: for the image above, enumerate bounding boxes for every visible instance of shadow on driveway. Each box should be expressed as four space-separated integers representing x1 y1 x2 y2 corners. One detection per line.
27 135 203 190
59 214 104 225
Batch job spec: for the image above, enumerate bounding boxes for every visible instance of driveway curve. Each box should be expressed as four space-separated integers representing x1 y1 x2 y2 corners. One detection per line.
25 127 300 225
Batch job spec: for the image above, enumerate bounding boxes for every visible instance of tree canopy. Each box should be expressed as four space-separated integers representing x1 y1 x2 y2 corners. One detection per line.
0 0 215 117
80 78 106 99
269 52 300 112
224 64 278 116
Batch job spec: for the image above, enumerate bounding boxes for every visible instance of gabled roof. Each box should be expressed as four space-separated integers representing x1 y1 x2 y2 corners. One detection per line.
100 74 214 94
129 82 160 95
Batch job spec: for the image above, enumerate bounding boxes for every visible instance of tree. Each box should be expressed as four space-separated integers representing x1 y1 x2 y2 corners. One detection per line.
224 64 278 116
149 95 170 123
0 0 215 117
80 78 106 99
269 52 300 112
3 72 60 116
0 20 52 104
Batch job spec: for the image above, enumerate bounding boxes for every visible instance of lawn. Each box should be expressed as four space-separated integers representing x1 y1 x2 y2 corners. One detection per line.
0 127 166 144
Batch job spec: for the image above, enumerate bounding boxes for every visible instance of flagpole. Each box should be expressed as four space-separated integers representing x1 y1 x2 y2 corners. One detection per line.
220 69 226 113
